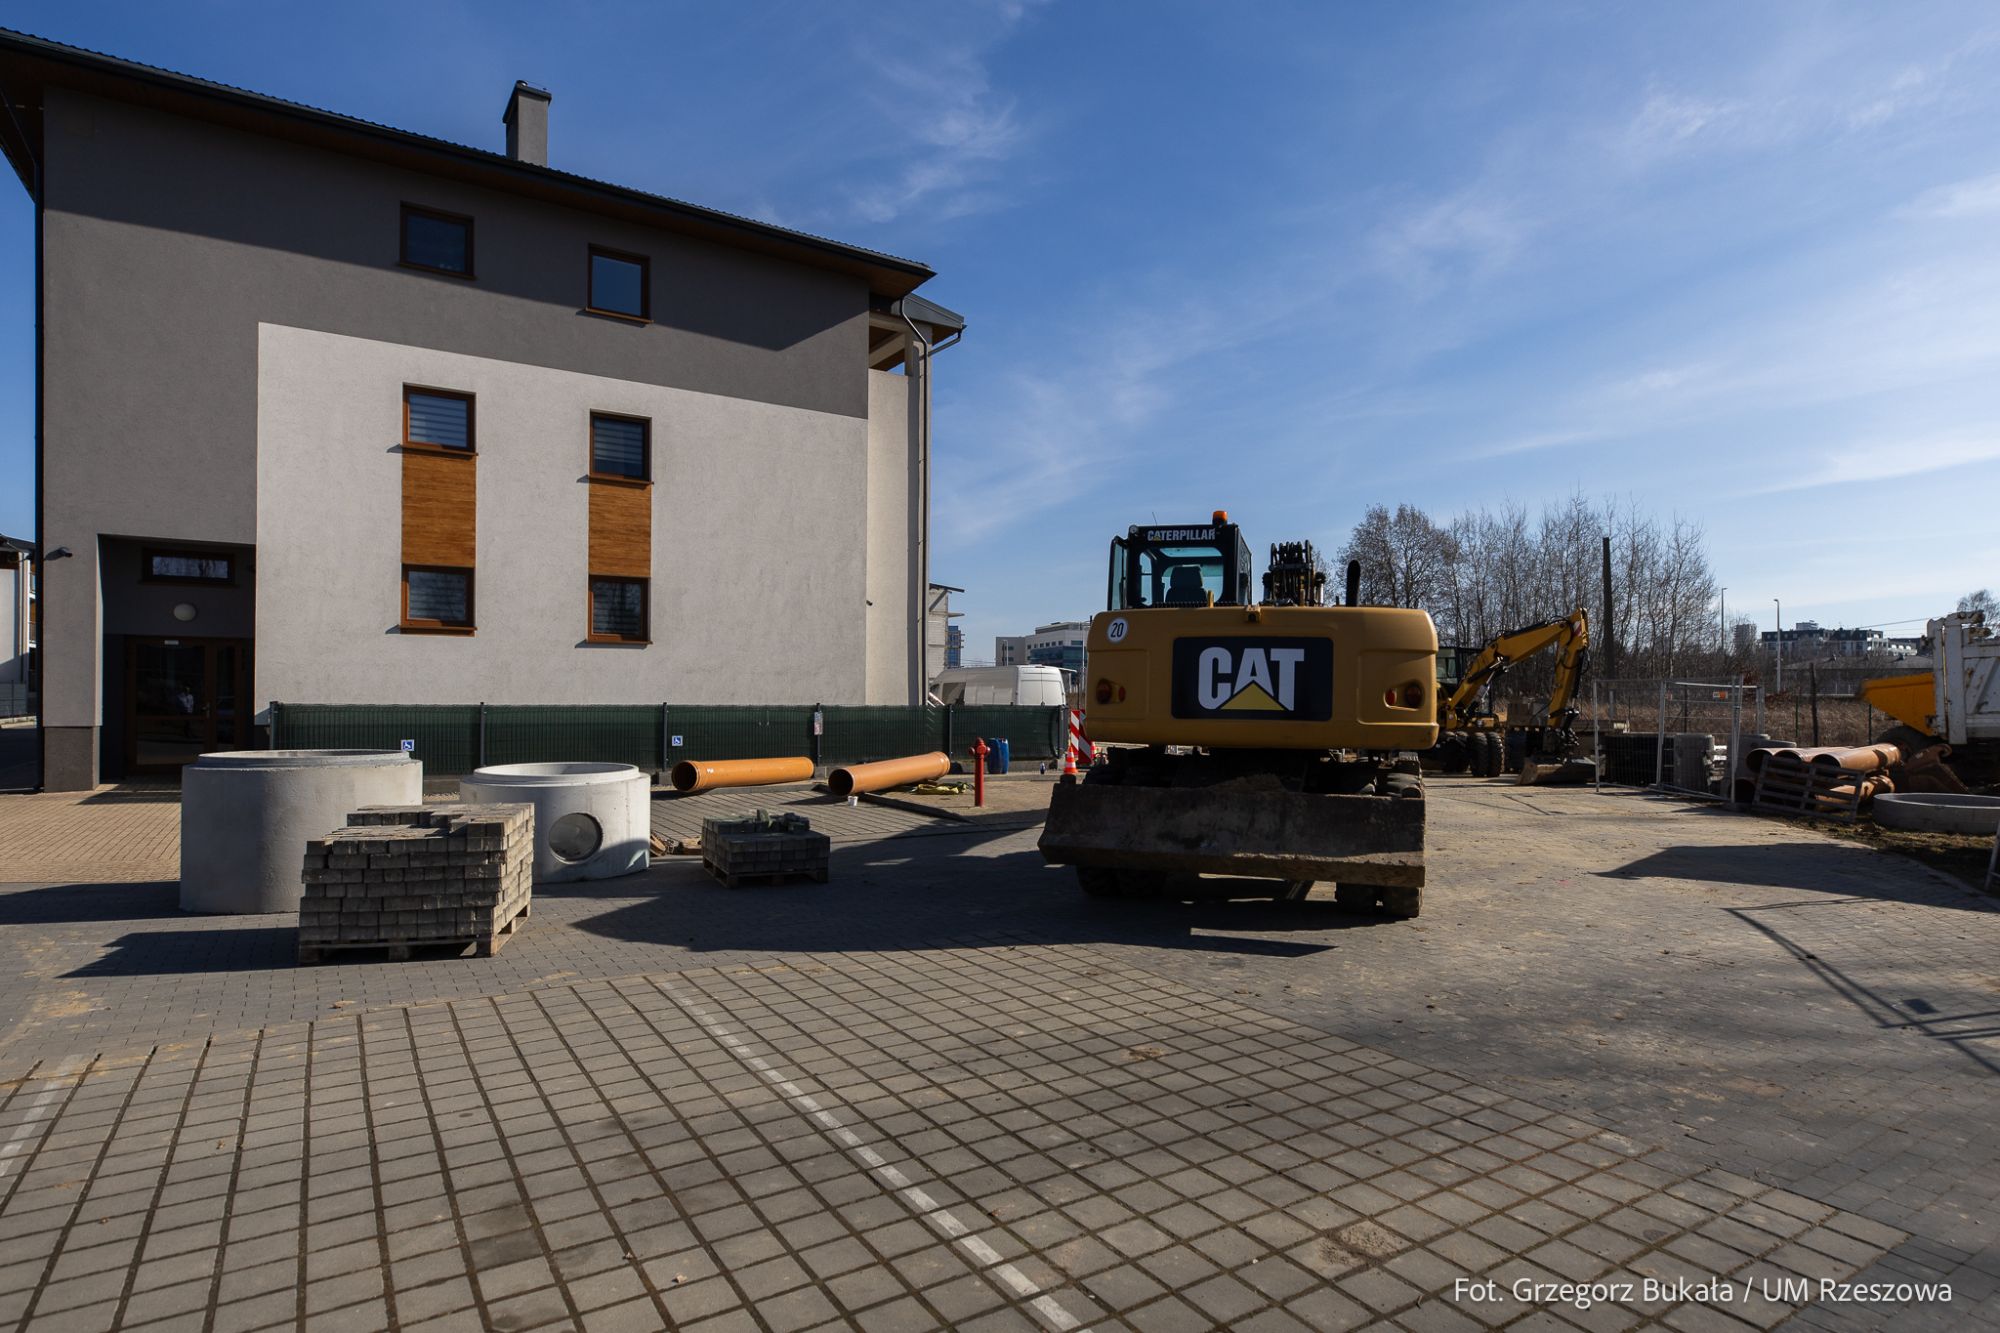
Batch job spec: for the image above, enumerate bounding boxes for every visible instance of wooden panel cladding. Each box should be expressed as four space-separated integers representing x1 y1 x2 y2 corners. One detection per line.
588 479 651 579
402 450 476 568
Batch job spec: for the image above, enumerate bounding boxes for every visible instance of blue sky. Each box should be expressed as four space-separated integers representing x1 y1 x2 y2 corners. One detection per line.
3 2 1997 659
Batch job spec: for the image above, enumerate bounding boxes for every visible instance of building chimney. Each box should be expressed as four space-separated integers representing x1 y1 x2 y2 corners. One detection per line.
503 82 550 166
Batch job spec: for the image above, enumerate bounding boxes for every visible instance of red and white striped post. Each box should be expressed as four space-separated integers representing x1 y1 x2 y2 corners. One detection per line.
1063 708 1093 777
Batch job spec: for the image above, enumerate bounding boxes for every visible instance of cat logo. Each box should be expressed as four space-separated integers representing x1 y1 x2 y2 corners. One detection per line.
1170 637 1332 721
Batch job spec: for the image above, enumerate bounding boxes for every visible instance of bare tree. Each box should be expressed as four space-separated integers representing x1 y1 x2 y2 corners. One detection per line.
1340 505 1457 610
1338 494 1727 694
1958 588 1997 619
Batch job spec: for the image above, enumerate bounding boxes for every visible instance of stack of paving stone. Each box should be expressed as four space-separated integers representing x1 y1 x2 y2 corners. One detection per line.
297 803 534 963
701 810 830 887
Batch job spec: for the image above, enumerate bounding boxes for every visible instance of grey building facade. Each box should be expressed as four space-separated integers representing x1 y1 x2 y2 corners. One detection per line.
0 30 962 788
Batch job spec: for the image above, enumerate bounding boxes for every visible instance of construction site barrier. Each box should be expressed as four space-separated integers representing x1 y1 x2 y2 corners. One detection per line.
270 702 1066 778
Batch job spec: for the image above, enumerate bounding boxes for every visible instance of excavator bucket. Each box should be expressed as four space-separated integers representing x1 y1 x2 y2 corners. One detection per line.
1038 782 1424 887
1518 756 1596 786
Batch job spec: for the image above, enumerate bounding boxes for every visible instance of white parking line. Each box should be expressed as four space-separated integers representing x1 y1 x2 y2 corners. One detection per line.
0 1056 87 1186
657 981 1090 1333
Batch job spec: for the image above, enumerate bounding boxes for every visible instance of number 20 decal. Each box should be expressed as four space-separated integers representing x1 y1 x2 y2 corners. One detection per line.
1106 617 1129 643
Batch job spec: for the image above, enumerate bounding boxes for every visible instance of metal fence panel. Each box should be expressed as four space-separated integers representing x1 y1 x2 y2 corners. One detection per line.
1581 678 1763 794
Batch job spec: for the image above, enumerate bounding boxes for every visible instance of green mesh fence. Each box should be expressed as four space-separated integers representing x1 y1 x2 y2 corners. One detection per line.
268 703 481 774
819 705 941 766
950 705 1067 762
660 707 817 767
487 705 663 770
270 702 1066 776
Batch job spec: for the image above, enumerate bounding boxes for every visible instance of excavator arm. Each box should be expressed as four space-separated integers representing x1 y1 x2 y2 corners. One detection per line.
1441 609 1591 730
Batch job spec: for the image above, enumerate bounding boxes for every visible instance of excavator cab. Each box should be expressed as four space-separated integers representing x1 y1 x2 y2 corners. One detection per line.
1108 518 1255 610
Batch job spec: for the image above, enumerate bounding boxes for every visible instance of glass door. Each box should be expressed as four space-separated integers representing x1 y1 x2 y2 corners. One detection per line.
125 638 253 774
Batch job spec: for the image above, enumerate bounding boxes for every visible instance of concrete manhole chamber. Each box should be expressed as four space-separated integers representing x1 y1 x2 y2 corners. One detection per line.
1874 792 2000 836
180 750 423 914
459 762 652 881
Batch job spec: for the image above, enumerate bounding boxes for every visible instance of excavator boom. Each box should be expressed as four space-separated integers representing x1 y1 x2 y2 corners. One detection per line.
1441 608 1590 731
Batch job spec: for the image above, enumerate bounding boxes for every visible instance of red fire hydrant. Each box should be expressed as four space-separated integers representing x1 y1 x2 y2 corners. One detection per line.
969 738 989 808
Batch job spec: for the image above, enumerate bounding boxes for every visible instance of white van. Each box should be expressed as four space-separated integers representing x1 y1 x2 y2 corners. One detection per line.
931 665 1069 708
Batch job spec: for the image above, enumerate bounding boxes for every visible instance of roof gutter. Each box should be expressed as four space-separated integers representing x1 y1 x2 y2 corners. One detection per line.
894 300 962 704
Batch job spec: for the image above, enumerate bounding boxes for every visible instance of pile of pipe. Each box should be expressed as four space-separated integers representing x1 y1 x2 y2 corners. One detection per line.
1735 743 1900 809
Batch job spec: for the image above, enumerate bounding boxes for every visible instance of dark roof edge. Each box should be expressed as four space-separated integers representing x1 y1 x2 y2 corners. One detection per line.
0 27 937 297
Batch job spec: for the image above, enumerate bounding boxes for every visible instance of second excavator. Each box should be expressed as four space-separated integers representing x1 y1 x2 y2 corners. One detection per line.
1432 607 1595 784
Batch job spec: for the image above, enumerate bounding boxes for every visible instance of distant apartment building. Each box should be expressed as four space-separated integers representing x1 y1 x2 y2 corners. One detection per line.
1761 623 1883 659
995 621 1089 678
1 30 963 787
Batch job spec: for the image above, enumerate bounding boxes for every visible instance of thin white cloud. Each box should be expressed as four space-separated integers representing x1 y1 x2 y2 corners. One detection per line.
1745 432 2000 495
1622 91 1742 159
842 8 1038 225
1900 171 2000 220
1369 187 1532 294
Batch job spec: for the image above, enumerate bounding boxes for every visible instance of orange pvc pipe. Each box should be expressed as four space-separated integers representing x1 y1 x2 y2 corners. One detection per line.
1745 747 1798 774
670 756 815 794
1806 744 1901 772
827 752 951 798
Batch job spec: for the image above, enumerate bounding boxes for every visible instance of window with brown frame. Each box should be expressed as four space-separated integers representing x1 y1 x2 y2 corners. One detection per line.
587 246 649 320
142 547 235 585
404 387 475 452
588 576 648 643
589 413 649 481
401 204 475 277
403 565 474 632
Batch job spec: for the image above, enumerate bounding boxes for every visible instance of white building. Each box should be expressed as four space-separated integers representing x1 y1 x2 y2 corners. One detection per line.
3 32 965 785
0 536 33 710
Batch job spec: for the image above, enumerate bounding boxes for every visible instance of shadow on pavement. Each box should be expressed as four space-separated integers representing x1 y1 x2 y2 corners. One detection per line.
0 880 189 923
560 843 1390 963
27 832 1399 978
1604 842 1990 909
66 922 299 976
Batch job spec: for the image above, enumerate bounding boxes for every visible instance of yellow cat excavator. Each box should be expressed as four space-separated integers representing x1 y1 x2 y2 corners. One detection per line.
1434 608 1594 784
1038 518 1439 916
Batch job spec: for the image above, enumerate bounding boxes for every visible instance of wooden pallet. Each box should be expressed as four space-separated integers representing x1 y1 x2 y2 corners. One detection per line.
703 862 829 889
298 900 531 964
1750 757 1868 824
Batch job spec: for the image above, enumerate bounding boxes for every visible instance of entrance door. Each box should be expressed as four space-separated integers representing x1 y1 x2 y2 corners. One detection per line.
125 637 253 775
